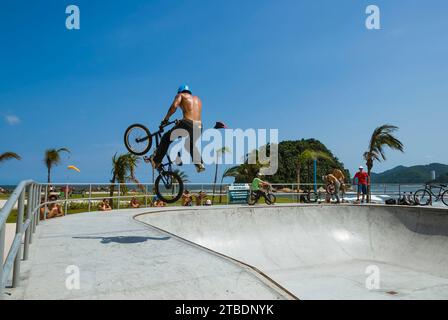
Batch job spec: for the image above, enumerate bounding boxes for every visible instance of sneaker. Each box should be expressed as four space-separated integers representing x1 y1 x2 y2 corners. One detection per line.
195 163 206 173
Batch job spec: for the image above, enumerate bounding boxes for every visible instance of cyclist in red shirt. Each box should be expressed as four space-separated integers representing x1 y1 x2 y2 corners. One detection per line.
353 166 370 203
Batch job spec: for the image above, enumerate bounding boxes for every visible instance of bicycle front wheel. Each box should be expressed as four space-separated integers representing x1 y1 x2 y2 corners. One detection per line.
442 190 448 207
414 189 432 206
124 124 152 156
155 171 184 204
265 193 276 205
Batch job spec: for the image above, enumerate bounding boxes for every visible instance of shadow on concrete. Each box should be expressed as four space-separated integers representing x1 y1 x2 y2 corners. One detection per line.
73 235 170 244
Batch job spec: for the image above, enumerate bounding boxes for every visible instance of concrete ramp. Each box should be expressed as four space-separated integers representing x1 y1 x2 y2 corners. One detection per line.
7 209 291 300
137 205 448 300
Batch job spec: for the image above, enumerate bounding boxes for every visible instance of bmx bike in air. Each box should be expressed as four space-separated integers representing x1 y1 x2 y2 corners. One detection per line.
124 120 184 204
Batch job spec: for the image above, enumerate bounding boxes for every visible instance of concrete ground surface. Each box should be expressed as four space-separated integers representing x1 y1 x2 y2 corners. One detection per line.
5 208 291 300
138 204 448 300
4 204 448 300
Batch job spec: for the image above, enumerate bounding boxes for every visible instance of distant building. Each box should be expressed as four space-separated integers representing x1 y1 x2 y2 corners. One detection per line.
430 170 436 181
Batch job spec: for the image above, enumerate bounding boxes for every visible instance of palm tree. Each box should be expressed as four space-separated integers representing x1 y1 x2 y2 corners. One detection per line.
173 169 189 183
110 153 142 207
212 147 231 204
363 124 404 202
0 152 21 164
219 166 239 203
44 148 70 183
296 149 332 193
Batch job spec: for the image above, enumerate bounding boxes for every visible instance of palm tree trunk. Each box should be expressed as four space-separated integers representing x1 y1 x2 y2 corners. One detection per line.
109 176 116 209
152 167 155 184
307 161 311 185
47 167 51 184
367 167 372 203
297 163 301 202
219 177 224 204
212 159 218 204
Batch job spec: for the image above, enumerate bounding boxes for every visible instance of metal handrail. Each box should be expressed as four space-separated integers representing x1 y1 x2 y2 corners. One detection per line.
0 180 40 299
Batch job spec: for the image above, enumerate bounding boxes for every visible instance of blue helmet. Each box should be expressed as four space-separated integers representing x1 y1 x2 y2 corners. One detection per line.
177 84 191 94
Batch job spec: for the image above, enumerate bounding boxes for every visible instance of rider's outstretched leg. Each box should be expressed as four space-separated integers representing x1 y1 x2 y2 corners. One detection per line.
183 120 204 173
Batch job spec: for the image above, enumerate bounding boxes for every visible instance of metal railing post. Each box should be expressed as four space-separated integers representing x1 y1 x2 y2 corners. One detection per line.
0 224 5 299
31 184 36 235
35 185 41 226
64 184 68 216
117 184 121 210
44 185 48 221
88 184 92 212
12 190 26 288
33 185 38 231
145 185 148 208
24 184 34 259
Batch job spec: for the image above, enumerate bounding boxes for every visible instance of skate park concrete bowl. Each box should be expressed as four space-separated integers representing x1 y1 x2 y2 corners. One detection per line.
136 204 448 300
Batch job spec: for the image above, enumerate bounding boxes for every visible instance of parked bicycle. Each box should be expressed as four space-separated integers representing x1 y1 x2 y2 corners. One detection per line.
304 189 319 203
124 120 184 203
414 184 448 207
247 185 276 205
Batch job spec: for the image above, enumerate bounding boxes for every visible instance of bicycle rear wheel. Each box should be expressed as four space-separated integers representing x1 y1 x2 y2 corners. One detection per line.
442 190 448 207
124 124 152 156
326 184 336 195
307 191 319 203
155 171 184 204
247 192 258 206
414 189 432 206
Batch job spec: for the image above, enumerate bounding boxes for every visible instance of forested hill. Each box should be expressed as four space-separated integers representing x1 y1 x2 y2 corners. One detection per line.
370 163 448 183
256 139 348 184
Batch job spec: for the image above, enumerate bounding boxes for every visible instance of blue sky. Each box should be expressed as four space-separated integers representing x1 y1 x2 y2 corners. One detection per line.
1 0 447 184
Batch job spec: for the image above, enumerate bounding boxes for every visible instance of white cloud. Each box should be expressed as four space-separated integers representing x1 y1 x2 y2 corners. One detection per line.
5 115 21 125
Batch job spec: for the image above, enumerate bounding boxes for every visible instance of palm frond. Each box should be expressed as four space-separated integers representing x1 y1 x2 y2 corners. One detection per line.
364 124 404 170
298 149 332 164
0 152 21 163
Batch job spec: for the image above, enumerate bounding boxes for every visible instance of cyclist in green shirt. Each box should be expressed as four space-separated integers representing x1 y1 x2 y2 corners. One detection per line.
251 173 270 199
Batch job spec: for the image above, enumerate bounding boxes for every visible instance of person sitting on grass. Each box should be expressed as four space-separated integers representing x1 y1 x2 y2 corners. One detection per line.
39 197 46 220
152 196 166 207
182 190 193 206
98 199 112 212
195 191 207 206
47 195 64 218
130 197 141 208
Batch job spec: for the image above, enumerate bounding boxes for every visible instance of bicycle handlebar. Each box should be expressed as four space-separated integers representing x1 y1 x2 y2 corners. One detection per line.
159 119 179 132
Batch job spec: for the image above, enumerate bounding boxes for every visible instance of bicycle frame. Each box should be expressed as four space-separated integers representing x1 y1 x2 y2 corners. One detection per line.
425 185 445 201
151 120 178 187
